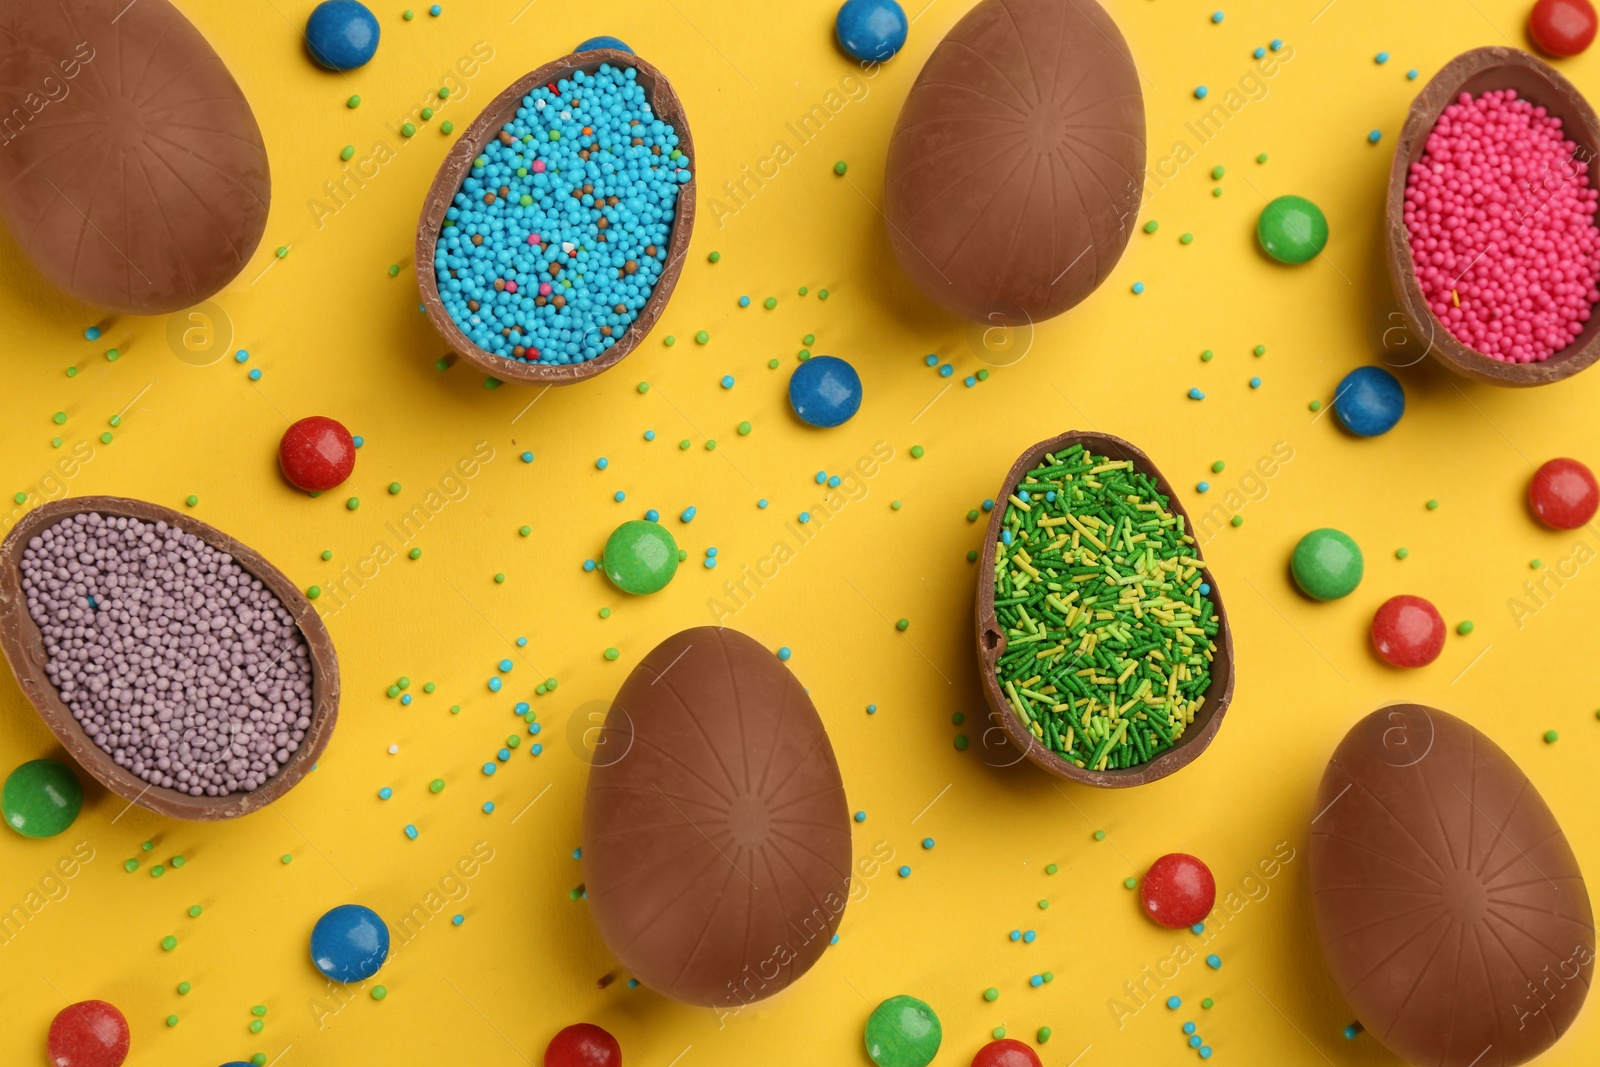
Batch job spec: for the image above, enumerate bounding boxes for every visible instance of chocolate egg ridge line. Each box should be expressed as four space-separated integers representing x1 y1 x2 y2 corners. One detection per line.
0 496 340 822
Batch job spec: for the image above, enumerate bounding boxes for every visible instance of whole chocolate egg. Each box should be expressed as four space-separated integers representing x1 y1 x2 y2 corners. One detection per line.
884 0 1145 326
582 627 852 1008
0 0 270 313
1310 705 1594 1066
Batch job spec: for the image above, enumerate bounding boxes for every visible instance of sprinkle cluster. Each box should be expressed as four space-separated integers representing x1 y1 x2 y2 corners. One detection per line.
1404 89 1600 363
433 65 691 364
991 446 1220 772
20 513 313 796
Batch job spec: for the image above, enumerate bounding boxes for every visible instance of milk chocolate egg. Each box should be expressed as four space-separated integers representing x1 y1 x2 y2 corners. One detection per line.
1310 705 1593 1066
0 0 270 313
884 0 1144 326
582 627 851 1008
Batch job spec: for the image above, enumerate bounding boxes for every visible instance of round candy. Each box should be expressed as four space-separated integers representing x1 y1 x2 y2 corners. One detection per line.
836 0 909 62
48 1001 129 1067
789 355 863 428
865 995 941 1067
971 1038 1044 1067
1256 194 1328 264
544 1023 620 1067
1370 595 1446 668
602 520 680 595
1528 457 1599 529
1292 528 1364 601
1529 0 1598 55
575 35 633 53
1140 853 1216 929
1333 366 1405 437
279 416 357 492
3 758 83 838
304 0 380 70
310 904 390 983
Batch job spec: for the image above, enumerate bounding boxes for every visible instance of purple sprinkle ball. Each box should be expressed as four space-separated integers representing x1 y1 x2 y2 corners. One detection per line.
19 513 313 797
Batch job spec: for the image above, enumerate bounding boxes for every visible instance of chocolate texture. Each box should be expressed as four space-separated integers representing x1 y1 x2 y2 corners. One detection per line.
0 0 270 313
884 0 1145 326
582 626 851 1007
1310 704 1594 1065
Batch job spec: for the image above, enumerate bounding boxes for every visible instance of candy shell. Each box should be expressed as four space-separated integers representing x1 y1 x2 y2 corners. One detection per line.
311 904 390 983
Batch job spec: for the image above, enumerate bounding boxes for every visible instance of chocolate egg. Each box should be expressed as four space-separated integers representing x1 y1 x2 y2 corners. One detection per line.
582 627 851 1008
0 0 270 313
884 0 1144 326
1310 705 1594 1066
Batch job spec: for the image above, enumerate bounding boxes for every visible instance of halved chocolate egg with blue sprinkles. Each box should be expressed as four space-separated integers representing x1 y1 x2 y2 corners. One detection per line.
416 51 695 386
884 0 1145 325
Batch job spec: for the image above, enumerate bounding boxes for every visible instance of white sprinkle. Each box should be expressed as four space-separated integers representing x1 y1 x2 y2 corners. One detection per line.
560 110 572 121
535 99 546 111
562 242 576 254
388 744 399 754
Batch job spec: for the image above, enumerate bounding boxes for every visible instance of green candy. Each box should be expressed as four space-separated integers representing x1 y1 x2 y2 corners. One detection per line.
1291 528 1364 600
1257 194 1328 264
865 995 941 1067
602 520 680 595
3 759 83 838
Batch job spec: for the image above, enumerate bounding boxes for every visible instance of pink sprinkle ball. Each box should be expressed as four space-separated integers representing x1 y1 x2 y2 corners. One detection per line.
539 282 553 296
505 280 518 294
532 159 546 173
1403 89 1600 363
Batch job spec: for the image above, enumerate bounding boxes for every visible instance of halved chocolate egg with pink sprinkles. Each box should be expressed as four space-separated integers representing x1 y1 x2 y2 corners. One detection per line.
1388 47 1600 385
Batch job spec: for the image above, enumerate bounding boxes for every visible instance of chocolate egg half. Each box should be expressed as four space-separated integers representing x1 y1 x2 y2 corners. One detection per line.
0 0 270 313
1310 705 1593 1066
582 627 851 1008
884 0 1145 326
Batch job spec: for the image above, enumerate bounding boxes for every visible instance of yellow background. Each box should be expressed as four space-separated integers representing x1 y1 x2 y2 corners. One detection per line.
3 1 1600 1064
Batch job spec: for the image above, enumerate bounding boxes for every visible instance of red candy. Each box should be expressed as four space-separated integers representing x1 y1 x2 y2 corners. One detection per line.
278 416 356 493
1529 0 1598 56
48 1001 129 1067
545 1023 621 1067
1140 853 1215 929
1529 457 1599 529
1370 595 1446 668
971 1038 1043 1067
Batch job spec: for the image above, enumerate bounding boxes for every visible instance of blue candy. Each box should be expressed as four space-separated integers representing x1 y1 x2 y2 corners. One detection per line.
1333 366 1405 436
788 355 862 427
835 0 908 62
576 35 633 53
310 904 390 982
305 1 380 71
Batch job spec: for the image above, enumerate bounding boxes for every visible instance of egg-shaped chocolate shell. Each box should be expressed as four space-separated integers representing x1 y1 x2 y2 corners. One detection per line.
582 627 852 1008
884 0 1144 326
0 0 270 314
1310 705 1593 1066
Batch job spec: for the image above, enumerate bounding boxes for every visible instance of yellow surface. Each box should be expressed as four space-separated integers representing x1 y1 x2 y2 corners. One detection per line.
4 1 1600 1064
